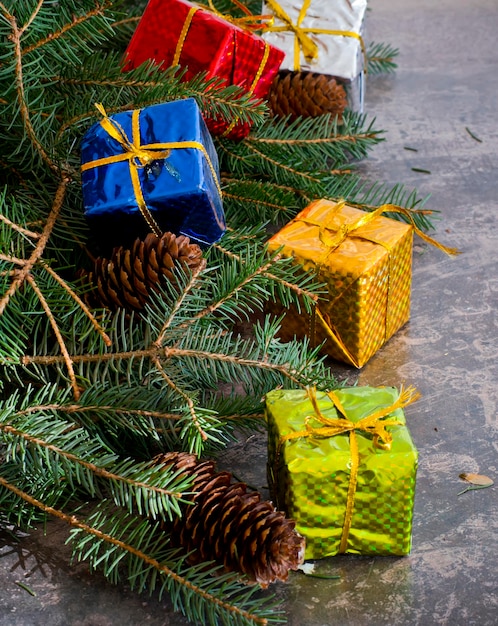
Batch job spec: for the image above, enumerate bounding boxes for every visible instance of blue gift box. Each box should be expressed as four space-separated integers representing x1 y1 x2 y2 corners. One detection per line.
81 98 225 252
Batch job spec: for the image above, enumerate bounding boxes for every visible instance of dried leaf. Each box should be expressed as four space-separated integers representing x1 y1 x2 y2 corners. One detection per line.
457 472 494 495
459 473 494 486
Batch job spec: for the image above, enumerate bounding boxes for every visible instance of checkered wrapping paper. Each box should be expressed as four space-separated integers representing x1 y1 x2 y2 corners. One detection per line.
267 199 413 368
266 387 418 559
124 0 284 139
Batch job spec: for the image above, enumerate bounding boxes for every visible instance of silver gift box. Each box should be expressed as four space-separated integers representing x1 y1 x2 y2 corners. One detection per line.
262 0 367 111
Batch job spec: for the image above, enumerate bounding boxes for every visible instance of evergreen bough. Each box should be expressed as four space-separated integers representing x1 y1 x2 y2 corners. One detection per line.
0 1 432 624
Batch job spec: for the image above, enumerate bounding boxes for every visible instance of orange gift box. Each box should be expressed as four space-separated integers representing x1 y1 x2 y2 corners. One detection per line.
267 199 413 368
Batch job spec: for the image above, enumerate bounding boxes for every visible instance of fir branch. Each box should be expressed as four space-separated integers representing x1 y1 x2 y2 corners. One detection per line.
0 478 281 626
0 212 40 239
151 354 209 444
153 259 207 348
366 41 399 75
18 0 44 36
17 402 183 424
212 243 320 305
0 175 69 316
41 261 112 348
1 424 191 515
25 271 81 400
1 2 57 173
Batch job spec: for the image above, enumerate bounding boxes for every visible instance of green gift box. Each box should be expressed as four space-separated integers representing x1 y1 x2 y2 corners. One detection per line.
266 386 419 559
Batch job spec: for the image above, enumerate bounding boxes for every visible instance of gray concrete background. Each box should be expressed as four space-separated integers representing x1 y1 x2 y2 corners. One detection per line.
1 0 497 624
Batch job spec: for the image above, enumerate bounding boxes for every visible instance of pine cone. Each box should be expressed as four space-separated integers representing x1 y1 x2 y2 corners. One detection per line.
267 70 348 122
155 451 305 587
79 232 204 311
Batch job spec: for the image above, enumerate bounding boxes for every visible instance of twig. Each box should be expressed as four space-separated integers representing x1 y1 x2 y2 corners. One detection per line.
153 259 207 348
22 346 306 387
19 0 43 35
25 273 80 401
17 403 184 422
4 7 57 173
21 1 113 56
151 356 209 442
0 214 41 239
465 127 482 143
41 262 112 347
212 243 319 302
243 142 320 182
0 177 69 316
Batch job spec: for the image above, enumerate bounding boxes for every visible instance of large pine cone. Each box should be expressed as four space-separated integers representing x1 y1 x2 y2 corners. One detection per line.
79 232 204 311
268 70 348 122
155 451 305 587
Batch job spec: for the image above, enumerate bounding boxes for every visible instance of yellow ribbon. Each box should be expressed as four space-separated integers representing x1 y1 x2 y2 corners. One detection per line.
264 0 366 72
300 200 461 260
279 385 420 553
81 103 223 236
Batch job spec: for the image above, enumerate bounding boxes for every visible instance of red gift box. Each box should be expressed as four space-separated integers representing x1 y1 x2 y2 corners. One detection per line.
124 0 284 139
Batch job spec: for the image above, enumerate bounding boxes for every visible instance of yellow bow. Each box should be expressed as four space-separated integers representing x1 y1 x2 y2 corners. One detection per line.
307 200 461 259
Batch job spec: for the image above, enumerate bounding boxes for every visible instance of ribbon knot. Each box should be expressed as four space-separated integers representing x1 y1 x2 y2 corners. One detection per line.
265 0 319 63
94 103 172 170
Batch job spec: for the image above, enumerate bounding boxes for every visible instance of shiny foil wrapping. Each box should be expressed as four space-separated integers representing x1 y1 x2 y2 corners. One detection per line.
81 99 225 254
266 386 418 558
261 0 367 111
267 199 413 368
124 0 284 139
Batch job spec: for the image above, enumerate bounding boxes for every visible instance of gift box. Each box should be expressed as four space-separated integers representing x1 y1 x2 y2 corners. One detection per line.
123 0 285 139
261 0 367 111
266 386 419 558
81 98 225 254
267 199 413 368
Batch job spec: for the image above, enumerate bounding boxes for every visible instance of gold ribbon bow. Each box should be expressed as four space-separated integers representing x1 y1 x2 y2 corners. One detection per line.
81 103 223 236
279 385 420 553
312 200 461 260
264 0 366 72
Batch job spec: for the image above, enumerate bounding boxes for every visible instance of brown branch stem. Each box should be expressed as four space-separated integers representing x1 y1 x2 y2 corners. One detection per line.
22 346 305 388
154 259 206 348
242 142 320 182
19 0 43 35
17 403 184 422
41 262 112 347
25 272 80 401
21 1 112 56
0 214 41 239
0 176 69 316
151 356 208 441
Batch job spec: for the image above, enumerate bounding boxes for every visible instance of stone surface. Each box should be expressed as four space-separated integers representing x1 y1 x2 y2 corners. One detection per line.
1 0 497 624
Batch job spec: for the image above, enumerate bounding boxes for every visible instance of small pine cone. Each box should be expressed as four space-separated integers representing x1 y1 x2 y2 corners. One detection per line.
79 232 204 311
267 70 348 122
155 451 305 587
